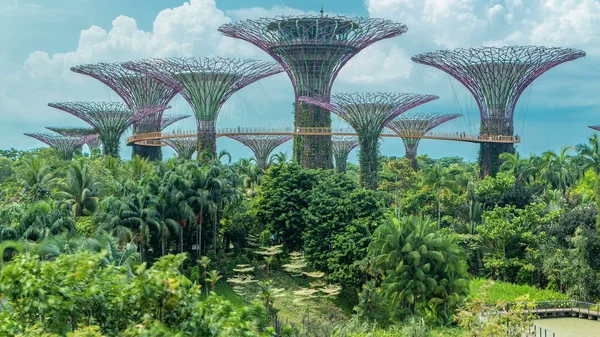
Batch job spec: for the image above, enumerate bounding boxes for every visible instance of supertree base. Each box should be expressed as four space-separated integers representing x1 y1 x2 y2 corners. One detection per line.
132 144 162 161
293 102 333 169
479 142 514 177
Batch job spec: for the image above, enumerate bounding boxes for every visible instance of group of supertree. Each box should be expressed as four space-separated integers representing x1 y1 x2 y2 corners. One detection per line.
25 12 586 188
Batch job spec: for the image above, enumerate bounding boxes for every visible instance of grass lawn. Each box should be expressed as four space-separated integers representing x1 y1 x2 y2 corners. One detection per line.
469 278 569 303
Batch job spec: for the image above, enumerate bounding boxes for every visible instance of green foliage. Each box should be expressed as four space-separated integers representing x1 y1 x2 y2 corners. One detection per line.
468 278 568 303
368 216 469 323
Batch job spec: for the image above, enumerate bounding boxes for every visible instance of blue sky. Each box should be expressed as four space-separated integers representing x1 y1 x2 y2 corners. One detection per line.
1 0 599 162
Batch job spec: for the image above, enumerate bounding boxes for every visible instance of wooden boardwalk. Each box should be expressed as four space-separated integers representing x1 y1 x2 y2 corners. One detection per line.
126 127 520 146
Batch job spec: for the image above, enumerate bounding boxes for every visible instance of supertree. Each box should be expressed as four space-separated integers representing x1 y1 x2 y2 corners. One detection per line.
228 135 292 170
45 126 101 154
164 137 197 160
24 133 92 160
123 58 283 159
71 62 182 160
301 92 438 189
387 112 462 170
332 136 358 174
48 102 160 157
589 126 600 132
412 46 586 176
219 15 408 169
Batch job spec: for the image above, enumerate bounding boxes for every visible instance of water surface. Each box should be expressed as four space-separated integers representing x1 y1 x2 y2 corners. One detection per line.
534 318 600 337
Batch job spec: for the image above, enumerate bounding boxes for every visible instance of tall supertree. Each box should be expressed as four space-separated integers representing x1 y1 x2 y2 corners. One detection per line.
123 58 283 159
24 133 91 160
70 62 181 160
219 15 408 169
228 135 292 170
387 112 462 170
412 46 585 176
332 136 358 174
48 102 160 157
45 126 101 154
164 137 197 160
301 92 438 189
589 126 600 132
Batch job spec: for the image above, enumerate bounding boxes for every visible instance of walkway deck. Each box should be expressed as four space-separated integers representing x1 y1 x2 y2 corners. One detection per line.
126 127 520 146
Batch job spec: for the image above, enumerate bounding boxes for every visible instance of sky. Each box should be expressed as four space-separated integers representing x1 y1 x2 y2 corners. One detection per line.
1 0 599 162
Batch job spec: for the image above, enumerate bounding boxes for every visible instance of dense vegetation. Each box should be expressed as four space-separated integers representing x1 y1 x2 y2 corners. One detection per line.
2 135 600 336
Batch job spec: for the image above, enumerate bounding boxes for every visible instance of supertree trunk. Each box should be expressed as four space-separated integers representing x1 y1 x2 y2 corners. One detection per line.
197 120 217 159
102 135 120 158
405 147 418 171
478 117 514 177
335 155 348 173
359 137 379 190
133 144 162 161
294 102 332 169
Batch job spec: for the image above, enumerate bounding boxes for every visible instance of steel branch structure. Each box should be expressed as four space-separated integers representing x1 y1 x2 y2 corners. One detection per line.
71 62 181 160
228 135 292 169
387 112 462 170
164 137 197 160
48 102 160 157
589 126 600 132
332 136 358 173
412 46 585 176
24 133 91 160
219 15 407 169
123 57 283 159
301 92 438 189
46 126 101 153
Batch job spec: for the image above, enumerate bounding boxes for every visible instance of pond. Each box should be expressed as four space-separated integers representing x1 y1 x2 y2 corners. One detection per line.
534 318 600 337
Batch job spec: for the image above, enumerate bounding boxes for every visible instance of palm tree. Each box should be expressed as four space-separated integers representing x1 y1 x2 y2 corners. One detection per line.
119 190 160 263
16 156 57 200
269 152 289 166
539 146 576 193
57 160 100 216
576 134 600 226
421 164 457 229
499 152 535 184
94 196 134 247
125 155 154 184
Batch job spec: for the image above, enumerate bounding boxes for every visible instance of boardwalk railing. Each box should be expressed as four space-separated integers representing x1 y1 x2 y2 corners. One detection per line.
530 324 556 337
126 127 520 145
485 300 600 320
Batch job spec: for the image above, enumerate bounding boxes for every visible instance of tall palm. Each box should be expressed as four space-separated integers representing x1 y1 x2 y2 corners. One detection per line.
422 165 457 228
576 134 600 226
57 160 100 216
539 146 576 193
94 196 134 247
119 190 160 263
125 155 154 184
499 152 535 183
269 152 289 166
16 156 57 200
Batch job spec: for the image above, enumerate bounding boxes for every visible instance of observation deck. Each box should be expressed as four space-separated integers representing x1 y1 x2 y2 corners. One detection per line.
126 127 520 146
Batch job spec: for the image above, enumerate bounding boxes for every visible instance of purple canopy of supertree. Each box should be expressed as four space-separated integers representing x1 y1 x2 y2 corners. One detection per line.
24 133 92 160
301 92 438 189
123 57 284 158
48 101 161 157
228 135 292 170
219 15 408 169
164 137 197 160
588 126 600 132
46 126 102 154
412 46 585 176
332 136 358 173
387 112 462 169
71 62 182 160
136 114 191 132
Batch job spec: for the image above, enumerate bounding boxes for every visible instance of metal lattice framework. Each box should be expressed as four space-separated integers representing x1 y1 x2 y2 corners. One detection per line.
46 126 101 154
301 92 438 189
123 57 283 158
219 15 408 169
228 135 292 169
71 62 182 160
48 102 160 157
332 136 358 173
164 137 197 160
24 133 91 160
387 112 462 169
412 46 585 176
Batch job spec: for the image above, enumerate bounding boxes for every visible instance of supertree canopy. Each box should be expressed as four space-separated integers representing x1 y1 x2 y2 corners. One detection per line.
24 133 91 160
48 102 160 157
301 92 438 189
123 57 283 159
219 15 408 169
71 62 181 160
164 137 197 160
387 112 462 170
412 46 586 176
45 126 101 153
332 136 358 174
228 135 292 169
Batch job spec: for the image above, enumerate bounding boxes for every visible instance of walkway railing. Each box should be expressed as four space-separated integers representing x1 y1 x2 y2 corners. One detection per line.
126 127 520 145
530 324 556 337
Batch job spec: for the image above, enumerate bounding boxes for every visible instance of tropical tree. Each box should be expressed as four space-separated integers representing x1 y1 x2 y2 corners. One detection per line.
538 146 577 192
57 160 100 216
421 164 457 228
575 134 600 226
367 215 469 322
